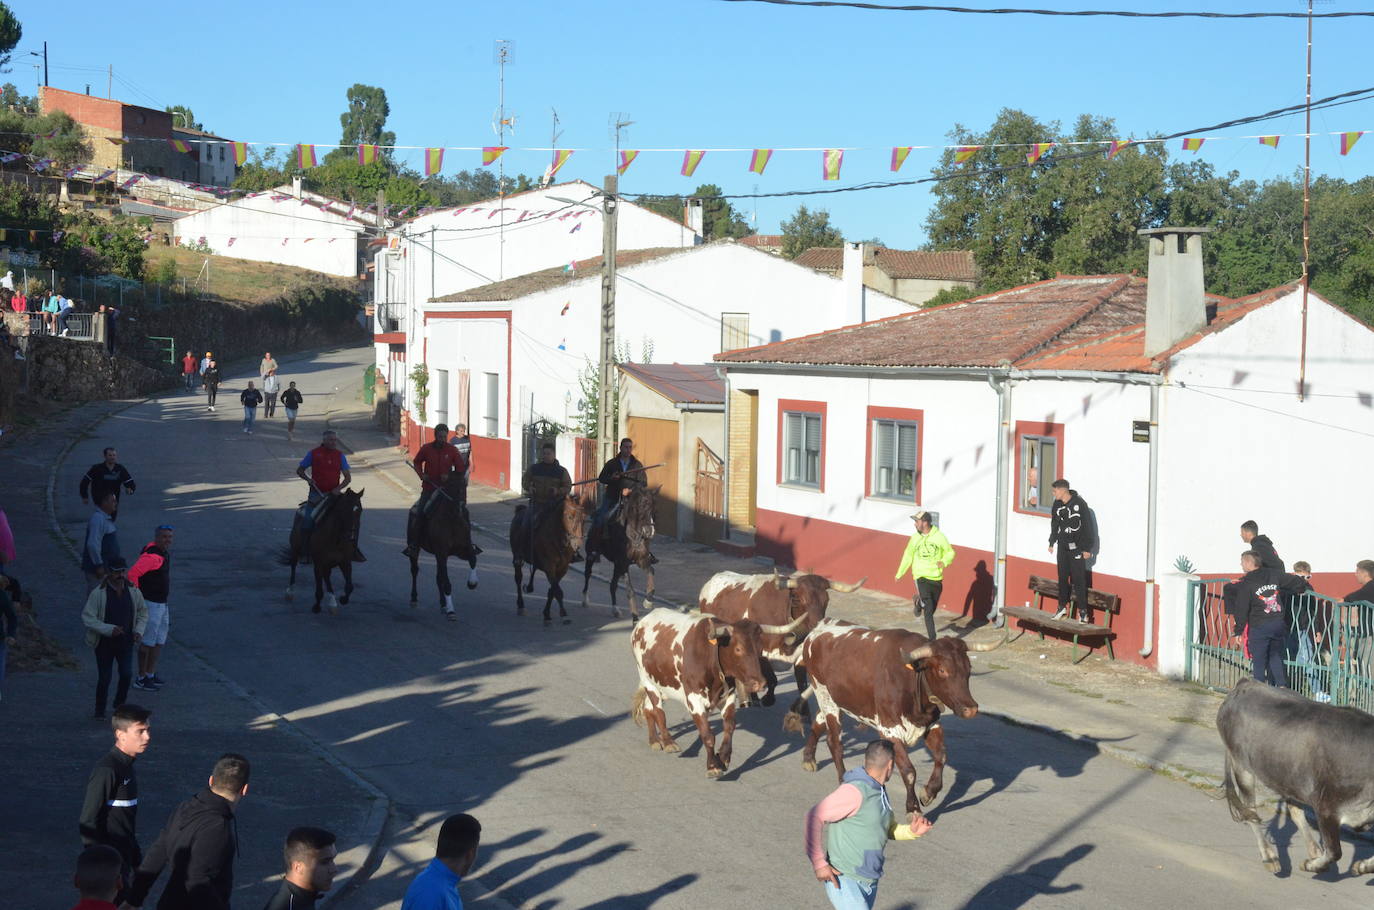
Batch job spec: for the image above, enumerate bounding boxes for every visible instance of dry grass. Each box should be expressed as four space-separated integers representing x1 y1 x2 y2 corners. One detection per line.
144 246 362 306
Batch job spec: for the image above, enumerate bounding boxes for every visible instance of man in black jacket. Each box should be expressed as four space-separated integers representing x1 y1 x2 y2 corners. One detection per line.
1230 551 1308 687
80 448 137 518
1239 520 1284 570
589 438 646 560
123 753 250 910
1047 479 1097 622
261 826 338 910
80 704 152 890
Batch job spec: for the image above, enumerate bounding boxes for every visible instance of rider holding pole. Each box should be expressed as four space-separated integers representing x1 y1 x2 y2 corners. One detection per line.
589 438 645 559
295 430 363 560
521 443 575 561
402 424 467 558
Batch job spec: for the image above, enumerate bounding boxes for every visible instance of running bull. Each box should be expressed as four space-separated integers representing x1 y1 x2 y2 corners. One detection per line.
784 618 1005 815
631 607 806 778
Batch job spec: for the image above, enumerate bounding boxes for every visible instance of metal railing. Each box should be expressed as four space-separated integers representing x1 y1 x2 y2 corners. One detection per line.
374 302 406 335
1185 577 1374 709
18 311 96 340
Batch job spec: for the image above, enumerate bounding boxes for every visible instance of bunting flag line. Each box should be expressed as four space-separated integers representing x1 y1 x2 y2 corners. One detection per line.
953 146 980 164
681 150 705 177
168 139 191 154
106 137 127 145
94 169 115 183
557 338 567 351
36 128 59 139
296 144 318 168
749 149 773 175
549 149 574 179
482 146 508 166
231 141 249 166
1181 138 1205 152
120 175 141 189
227 237 236 247
1106 139 1132 159
0 152 22 163
617 150 639 175
1258 135 1280 148
1026 142 1055 164
424 147 445 176
357 144 379 166
560 302 571 315
563 261 576 273
569 222 582 234
890 146 913 172
34 158 53 171
1340 131 1364 155
63 167 81 179
345 204 357 221
822 149 844 181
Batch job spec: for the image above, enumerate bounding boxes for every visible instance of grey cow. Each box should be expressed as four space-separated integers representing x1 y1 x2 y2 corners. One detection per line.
1218 678 1374 875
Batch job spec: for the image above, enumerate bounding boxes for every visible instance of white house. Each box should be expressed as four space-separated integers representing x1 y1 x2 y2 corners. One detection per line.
172 178 386 277
171 126 239 188
716 227 1374 674
402 240 914 493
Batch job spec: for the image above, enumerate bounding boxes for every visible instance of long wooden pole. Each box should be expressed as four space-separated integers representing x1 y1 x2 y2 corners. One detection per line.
1298 0 1313 402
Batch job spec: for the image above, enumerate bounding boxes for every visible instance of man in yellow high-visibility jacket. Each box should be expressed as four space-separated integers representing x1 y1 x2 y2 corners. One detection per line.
895 511 955 640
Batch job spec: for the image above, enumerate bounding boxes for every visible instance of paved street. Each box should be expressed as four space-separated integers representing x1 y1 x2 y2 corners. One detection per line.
36 344 1374 909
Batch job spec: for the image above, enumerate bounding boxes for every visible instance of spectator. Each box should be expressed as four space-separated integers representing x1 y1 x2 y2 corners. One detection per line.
262 370 280 418
241 381 264 434
259 351 278 383
59 294 77 336
79 704 151 886
452 423 473 492
804 740 930 910
895 511 955 640
70 844 125 910
1229 550 1308 687
1346 559 1374 604
281 382 303 441
123 753 251 910
9 289 26 312
401 813 481 910
0 574 16 702
203 361 221 412
83 492 122 591
1047 479 1097 622
199 351 213 391
1346 560 1374 674
101 304 121 356
80 447 138 516
1288 561 1330 703
43 290 61 333
261 827 339 910
128 525 174 692
0 269 11 291
0 501 12 570
180 351 198 393
1239 520 1284 570
82 557 146 719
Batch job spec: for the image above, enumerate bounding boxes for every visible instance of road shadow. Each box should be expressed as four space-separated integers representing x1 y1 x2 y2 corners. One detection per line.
957 842 1094 909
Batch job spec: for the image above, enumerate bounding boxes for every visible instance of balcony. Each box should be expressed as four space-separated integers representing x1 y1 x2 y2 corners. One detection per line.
373 302 407 340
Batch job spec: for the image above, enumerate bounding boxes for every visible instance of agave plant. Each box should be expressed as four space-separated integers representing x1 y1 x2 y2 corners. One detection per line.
1173 555 1195 574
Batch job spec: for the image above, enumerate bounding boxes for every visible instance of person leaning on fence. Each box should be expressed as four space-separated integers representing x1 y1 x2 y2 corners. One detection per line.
1230 550 1308 688
1239 520 1284 570
1287 561 1331 702
1345 560 1374 674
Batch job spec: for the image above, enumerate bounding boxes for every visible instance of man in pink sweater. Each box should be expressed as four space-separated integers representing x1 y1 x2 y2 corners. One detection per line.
804 740 933 909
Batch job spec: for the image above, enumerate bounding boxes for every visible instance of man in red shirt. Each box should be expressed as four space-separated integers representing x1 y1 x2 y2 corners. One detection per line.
180 351 198 393
295 430 364 560
402 424 466 558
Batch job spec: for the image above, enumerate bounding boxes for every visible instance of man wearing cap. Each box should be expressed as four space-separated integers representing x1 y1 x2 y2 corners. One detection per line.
402 424 466 558
895 511 955 640
81 557 148 719
199 351 213 395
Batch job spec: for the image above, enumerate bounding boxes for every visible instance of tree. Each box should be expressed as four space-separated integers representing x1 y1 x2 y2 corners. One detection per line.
0 4 20 73
1 81 34 113
632 184 749 240
327 84 395 165
165 104 202 131
233 146 288 192
0 107 87 165
780 205 843 259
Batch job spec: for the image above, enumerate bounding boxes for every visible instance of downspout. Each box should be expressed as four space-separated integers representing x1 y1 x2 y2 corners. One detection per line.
987 370 1011 626
1141 381 1161 658
717 366 732 542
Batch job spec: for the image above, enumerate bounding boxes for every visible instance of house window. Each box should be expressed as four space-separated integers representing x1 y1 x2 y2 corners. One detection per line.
871 419 918 500
483 372 500 438
721 313 750 352
219 145 225 161
782 411 822 488
1019 434 1057 513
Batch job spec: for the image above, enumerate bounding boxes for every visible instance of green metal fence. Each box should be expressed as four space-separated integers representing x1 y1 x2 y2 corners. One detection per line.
1185 577 1374 709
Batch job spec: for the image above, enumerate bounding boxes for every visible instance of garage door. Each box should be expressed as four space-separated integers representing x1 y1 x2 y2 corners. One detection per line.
625 416 679 538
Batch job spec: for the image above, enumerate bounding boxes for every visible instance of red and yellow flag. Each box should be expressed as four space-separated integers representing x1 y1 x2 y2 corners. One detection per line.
822 149 843 181
1026 142 1055 164
549 149 574 179
1258 136 1280 149
106 136 128 145
952 146 980 164
681 150 705 177
481 146 507 166
296 144 318 168
617 150 639 176
890 147 913 172
1106 139 1132 159
1181 138 1205 152
749 149 773 175
168 139 191 154
424 148 445 176
1340 131 1365 155
357 144 379 166
230 142 248 166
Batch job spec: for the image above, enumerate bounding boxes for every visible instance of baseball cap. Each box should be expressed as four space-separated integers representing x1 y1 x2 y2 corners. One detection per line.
910 511 932 523
106 557 128 572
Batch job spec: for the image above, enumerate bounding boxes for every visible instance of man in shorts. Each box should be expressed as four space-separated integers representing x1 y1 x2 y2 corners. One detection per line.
282 381 304 441
128 525 174 691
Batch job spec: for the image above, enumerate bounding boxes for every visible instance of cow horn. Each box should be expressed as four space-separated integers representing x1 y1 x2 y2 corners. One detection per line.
759 613 807 636
905 644 935 663
785 576 801 589
830 576 867 594
966 629 1010 652
773 569 789 590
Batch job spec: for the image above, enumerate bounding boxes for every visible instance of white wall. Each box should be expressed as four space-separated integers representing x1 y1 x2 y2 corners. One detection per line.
172 193 363 276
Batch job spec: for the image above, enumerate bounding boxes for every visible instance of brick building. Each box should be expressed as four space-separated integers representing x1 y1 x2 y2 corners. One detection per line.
39 86 201 181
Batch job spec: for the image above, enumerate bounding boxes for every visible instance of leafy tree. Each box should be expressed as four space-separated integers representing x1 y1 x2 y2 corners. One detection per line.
327 84 396 165
59 214 151 279
165 105 203 131
922 285 978 308
0 107 88 164
780 205 843 259
1 81 34 113
631 184 749 240
0 3 20 73
233 146 289 191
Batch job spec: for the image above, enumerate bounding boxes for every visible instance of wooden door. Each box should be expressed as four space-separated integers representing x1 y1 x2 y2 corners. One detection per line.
625 416 679 538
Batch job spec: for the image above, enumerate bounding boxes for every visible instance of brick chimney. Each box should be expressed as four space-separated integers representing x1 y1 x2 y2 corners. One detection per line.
843 241 868 324
684 197 705 239
1138 227 1211 356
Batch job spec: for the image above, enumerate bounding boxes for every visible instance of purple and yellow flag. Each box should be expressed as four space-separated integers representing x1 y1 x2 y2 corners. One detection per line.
749 149 773 175
94 169 115 183
63 166 82 179
549 149 574 179
822 149 843 181
1106 139 1132 160
952 146 980 164
357 144 379 166
681 150 705 177
1026 142 1055 164
1258 136 1280 149
890 147 913 172
482 146 508 166
424 147 445 176
1340 131 1365 155
1181 138 1205 152
230 142 248 166
169 139 191 154
617 150 639 176
296 144 318 168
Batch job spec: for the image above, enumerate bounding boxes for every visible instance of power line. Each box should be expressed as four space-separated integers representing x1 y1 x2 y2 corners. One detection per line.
720 0 1374 19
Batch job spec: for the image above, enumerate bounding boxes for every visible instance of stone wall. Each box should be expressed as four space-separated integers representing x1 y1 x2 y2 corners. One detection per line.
23 334 171 402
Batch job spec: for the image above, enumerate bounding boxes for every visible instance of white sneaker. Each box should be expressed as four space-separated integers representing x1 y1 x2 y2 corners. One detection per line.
1315 692 1332 704
1052 608 1068 620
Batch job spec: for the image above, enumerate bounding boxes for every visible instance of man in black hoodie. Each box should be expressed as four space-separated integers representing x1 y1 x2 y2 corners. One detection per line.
80 704 151 889
1229 551 1309 687
1047 479 1097 623
122 753 250 910
1239 520 1284 570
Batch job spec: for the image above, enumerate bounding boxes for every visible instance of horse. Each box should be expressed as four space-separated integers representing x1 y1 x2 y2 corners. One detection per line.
407 473 481 619
509 493 589 626
581 484 657 622
279 487 364 614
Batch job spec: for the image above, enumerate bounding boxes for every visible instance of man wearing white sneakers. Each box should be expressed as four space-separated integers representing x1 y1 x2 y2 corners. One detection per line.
128 525 174 692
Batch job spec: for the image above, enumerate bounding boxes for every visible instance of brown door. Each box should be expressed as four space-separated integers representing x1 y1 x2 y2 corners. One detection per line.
625 416 679 538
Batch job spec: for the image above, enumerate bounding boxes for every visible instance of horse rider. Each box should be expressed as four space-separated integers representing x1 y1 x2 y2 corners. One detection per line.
520 442 576 560
593 438 644 530
295 429 365 561
402 423 466 558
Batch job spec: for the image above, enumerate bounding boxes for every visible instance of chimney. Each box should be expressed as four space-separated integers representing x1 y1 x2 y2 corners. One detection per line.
1138 227 1211 356
684 197 705 241
291 175 303 198
842 241 868 324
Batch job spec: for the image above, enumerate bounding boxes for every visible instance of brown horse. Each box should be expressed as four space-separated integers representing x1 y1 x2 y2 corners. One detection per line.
279 488 364 614
407 473 481 619
510 493 589 625
581 484 656 622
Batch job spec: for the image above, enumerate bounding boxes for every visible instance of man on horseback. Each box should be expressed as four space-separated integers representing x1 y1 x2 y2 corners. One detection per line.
589 438 652 562
295 430 364 562
520 443 576 562
402 424 466 558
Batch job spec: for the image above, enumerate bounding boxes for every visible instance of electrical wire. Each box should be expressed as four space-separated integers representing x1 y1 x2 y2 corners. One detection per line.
1176 384 1374 440
719 0 1374 19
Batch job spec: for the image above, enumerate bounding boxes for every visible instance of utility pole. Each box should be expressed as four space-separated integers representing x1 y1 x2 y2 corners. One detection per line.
1298 0 1313 401
107 64 112 99
43 41 48 87
598 174 619 463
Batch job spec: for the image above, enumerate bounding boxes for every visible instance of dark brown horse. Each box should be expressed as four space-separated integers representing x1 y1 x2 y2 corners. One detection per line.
581 484 657 622
509 493 589 625
280 488 364 614
407 473 481 619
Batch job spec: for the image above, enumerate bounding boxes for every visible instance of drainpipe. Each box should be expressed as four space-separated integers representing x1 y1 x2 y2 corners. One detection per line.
1141 381 1161 658
987 371 1011 627
717 366 732 542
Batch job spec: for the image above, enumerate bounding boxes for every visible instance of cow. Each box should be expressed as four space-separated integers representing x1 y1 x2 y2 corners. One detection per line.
630 607 807 778
1217 677 1374 875
783 618 1005 815
697 570 865 707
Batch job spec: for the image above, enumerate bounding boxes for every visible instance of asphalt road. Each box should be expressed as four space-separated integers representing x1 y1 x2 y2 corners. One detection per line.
60 345 1374 910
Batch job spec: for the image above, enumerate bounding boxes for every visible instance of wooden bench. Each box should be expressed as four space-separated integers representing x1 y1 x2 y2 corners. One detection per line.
1001 574 1121 662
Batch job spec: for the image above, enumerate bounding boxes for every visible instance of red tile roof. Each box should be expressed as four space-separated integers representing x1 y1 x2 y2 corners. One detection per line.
794 247 843 271
793 246 978 282
619 363 724 404
740 234 783 249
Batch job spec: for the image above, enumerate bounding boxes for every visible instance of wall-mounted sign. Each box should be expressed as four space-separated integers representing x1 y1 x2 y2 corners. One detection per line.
1132 420 1151 443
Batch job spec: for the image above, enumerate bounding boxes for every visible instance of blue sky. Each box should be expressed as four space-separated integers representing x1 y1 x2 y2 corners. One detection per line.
13 1 1374 248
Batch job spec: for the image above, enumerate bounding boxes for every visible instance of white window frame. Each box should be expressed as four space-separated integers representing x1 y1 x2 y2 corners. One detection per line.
782 411 822 489
1019 434 1057 514
870 418 918 501
483 372 500 438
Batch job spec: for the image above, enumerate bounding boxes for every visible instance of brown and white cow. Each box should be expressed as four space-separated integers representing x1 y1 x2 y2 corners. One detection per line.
698 571 865 706
630 607 806 778
784 618 1005 814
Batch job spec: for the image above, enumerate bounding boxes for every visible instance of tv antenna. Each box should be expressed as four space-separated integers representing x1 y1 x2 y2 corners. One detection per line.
493 39 515 278
610 112 634 173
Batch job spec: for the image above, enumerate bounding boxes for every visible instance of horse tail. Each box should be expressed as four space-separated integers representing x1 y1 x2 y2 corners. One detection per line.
276 545 296 567
630 687 648 726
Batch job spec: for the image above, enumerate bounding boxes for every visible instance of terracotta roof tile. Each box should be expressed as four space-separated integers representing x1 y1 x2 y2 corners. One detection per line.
794 247 843 270
740 234 783 248
619 363 724 404
874 249 978 281
430 247 683 302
